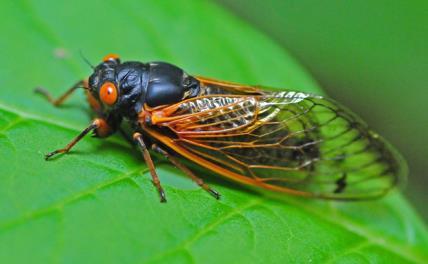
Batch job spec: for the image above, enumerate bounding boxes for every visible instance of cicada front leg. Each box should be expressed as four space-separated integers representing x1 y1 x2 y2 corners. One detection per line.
44 118 112 160
34 80 87 107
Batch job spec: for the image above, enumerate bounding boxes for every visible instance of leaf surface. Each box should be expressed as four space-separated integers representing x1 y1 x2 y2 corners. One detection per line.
0 1 427 263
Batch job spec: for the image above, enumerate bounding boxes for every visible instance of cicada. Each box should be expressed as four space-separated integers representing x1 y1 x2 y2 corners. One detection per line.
35 54 406 202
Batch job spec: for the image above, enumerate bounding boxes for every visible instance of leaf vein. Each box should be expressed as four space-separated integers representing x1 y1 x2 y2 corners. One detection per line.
0 166 145 232
145 198 262 263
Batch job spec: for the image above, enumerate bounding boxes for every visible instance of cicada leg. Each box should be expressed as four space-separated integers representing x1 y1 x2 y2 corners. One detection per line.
34 80 87 106
133 133 167 203
152 144 220 200
45 118 108 160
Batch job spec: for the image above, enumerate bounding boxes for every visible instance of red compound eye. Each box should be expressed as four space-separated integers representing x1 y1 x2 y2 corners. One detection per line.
99 81 118 105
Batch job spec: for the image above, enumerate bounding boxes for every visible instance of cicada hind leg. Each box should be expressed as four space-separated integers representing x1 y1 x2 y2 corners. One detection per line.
132 133 221 203
151 144 220 200
133 133 167 203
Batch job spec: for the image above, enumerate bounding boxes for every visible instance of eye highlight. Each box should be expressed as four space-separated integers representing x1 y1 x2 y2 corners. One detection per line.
99 81 118 105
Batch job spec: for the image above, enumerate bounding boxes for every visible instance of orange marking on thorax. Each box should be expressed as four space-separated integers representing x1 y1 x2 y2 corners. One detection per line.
140 103 182 125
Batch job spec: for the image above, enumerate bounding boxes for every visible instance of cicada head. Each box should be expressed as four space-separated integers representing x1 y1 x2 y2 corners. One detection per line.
88 54 149 119
88 54 200 121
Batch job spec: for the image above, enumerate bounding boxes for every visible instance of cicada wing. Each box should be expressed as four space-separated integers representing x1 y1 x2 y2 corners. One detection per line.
144 87 406 200
195 76 266 95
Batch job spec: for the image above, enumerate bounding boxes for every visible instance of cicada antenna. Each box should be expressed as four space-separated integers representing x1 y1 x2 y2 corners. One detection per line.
79 50 95 70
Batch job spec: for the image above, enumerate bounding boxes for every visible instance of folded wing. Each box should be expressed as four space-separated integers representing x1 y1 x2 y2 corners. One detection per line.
143 79 406 200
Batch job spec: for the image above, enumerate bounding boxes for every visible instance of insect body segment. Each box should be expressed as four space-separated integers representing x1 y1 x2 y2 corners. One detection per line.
35 54 406 202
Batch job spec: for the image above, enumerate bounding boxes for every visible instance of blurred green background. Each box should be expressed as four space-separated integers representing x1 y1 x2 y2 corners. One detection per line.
219 0 428 219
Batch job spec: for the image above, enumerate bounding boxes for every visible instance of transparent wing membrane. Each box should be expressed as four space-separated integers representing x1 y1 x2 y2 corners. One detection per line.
145 79 405 200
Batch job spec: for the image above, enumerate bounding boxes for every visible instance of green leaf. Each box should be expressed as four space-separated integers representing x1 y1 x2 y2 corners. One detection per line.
218 0 428 218
0 1 427 263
